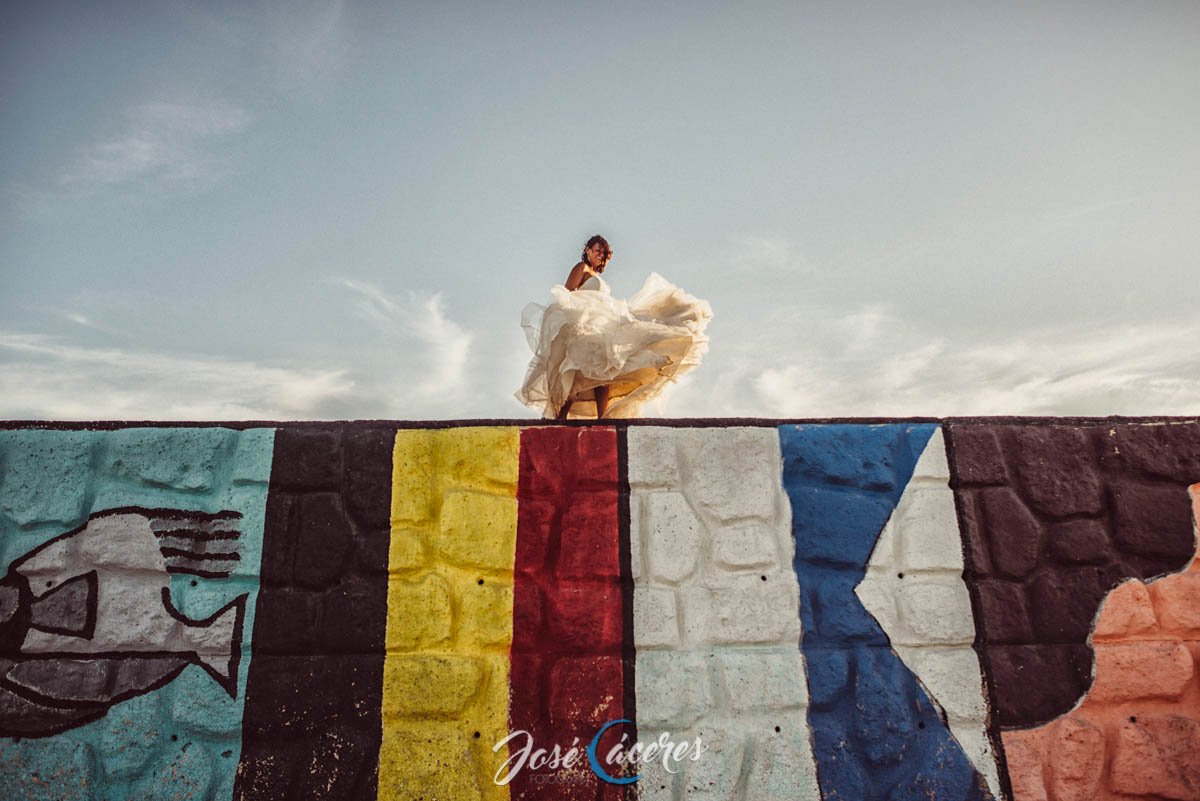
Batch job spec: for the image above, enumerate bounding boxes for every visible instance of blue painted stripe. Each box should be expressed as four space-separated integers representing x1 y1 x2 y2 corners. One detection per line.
779 424 994 801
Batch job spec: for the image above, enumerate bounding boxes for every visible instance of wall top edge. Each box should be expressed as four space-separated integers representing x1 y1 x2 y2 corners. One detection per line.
1 415 1197 431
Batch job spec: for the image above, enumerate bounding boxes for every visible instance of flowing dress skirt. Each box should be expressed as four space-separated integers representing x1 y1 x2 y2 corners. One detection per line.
515 273 712 418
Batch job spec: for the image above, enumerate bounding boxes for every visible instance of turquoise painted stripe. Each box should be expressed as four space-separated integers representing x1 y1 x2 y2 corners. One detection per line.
0 427 275 801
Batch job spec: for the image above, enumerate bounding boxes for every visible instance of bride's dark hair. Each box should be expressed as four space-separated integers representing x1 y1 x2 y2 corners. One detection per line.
582 235 612 262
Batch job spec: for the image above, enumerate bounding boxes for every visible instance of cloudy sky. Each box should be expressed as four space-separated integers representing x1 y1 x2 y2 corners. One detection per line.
2 1 1197 420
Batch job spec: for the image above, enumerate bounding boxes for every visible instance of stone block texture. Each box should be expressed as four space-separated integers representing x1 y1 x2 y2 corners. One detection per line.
0 418 1196 801
379 427 520 801
0 426 276 801
945 421 1200 730
628 427 816 801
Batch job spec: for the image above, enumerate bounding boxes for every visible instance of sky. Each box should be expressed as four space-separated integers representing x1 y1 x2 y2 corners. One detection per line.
2 0 1198 420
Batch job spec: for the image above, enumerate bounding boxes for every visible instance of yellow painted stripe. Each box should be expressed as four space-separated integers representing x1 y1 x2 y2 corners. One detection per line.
379 427 520 801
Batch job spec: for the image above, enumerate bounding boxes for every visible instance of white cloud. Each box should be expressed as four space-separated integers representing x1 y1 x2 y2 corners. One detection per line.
331 277 476 412
265 0 347 96
744 310 1200 417
0 278 488 422
0 332 351 420
662 233 1199 419
167 0 347 98
57 101 250 196
38 308 122 336
730 236 811 275
4 287 1191 421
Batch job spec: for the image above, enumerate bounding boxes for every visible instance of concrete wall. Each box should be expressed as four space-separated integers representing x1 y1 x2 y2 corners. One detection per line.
0 419 1196 801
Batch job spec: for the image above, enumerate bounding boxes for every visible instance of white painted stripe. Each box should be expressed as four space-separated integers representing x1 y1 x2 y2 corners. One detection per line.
628 427 818 801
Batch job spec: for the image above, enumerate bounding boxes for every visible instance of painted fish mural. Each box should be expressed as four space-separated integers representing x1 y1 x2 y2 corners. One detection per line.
0 507 248 738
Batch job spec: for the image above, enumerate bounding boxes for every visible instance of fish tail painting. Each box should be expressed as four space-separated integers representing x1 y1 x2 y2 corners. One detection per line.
1 421 1197 800
159 585 247 697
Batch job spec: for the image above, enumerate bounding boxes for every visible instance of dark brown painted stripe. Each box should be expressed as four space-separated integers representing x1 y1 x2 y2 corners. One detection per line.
616 425 638 780
154 528 241 541
161 547 240 561
942 425 1016 801
234 425 394 801
946 421 1200 730
166 566 234 579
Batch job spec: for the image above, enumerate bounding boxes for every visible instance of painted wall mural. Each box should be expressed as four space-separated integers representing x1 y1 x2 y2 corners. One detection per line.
0 427 273 801
0 506 249 738
0 419 1196 801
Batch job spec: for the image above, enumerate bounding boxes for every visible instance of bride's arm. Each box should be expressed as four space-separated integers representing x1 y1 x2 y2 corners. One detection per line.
563 262 589 291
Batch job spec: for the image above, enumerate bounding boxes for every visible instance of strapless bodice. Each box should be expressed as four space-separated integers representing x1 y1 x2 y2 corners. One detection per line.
579 274 608 292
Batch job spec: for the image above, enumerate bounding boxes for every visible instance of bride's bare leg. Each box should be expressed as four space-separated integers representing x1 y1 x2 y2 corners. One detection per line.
594 386 610 419
556 400 574 420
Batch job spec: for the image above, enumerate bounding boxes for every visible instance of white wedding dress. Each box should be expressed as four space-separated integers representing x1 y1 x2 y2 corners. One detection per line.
516 272 712 418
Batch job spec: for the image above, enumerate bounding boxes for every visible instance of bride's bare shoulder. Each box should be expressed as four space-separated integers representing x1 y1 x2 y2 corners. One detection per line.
564 261 590 291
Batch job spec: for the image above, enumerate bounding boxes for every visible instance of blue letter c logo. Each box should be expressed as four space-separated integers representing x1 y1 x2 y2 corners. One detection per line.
587 719 640 785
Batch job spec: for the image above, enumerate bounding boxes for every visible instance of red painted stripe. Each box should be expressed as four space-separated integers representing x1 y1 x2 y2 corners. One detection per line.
511 426 630 800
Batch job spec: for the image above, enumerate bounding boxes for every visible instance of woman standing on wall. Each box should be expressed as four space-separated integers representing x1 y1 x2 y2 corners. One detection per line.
515 234 712 419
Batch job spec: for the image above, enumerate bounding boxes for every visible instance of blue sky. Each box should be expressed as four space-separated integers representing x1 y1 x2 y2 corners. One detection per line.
2 1 1198 419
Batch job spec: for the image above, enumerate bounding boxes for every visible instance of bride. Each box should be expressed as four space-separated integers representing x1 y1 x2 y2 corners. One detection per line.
515 235 712 419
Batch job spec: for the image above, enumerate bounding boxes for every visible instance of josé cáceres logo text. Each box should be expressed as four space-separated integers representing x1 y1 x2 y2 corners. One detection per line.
493 719 708 786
